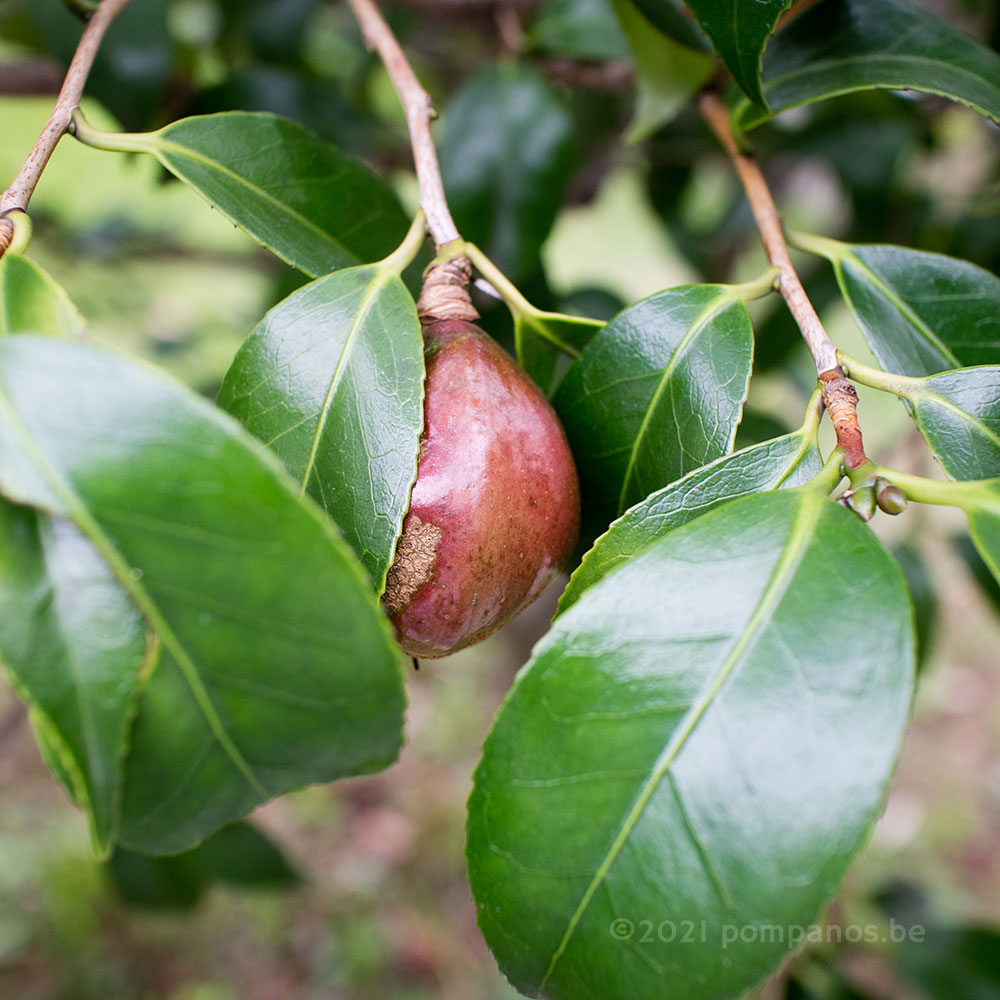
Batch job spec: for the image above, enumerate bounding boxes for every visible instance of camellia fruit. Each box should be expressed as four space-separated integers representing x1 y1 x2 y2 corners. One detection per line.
383 317 580 658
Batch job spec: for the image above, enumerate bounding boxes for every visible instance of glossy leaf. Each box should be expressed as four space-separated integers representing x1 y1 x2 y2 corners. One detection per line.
735 0 1000 130
515 312 604 398
558 427 822 613
79 112 410 276
612 0 715 141
0 503 147 853
439 64 575 282
187 68 375 159
0 254 113 843
219 265 424 591
528 0 630 62
0 254 85 339
627 0 709 51
0 335 405 854
683 0 792 107
553 284 754 530
904 367 1000 481
468 489 915 1000
801 238 1000 377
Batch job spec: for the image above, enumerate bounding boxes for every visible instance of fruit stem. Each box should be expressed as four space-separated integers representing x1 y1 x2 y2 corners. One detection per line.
0 0 135 257
344 0 461 253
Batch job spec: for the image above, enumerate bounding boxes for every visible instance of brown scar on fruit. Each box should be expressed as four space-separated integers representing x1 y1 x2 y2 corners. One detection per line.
383 516 442 616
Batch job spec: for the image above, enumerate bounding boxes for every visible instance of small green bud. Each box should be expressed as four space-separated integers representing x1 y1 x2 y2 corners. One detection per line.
876 480 908 515
839 484 877 521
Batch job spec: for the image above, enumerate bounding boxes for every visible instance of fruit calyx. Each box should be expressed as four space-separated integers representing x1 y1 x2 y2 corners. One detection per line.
416 252 478 325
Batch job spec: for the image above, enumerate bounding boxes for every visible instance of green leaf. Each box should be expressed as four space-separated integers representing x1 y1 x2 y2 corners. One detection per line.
515 312 604 398
0 502 147 854
735 0 1000 130
626 0 709 52
962 481 1000 589
798 236 1000 377
952 534 1000 615
0 254 85 339
553 283 754 531
107 843 205 909
683 0 792 107
0 336 405 854
558 428 821 613
219 265 424 591
188 820 299 888
528 0 631 62
468 489 915 1000
905 367 1000 481
892 542 937 670
107 820 299 909
439 64 575 282
611 0 716 141
74 112 410 276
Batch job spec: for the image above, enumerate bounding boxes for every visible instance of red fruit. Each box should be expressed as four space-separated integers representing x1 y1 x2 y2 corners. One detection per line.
383 319 580 658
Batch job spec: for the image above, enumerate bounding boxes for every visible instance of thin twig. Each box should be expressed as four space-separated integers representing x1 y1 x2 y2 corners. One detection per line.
699 91 836 373
698 91 870 469
344 0 460 252
0 0 134 251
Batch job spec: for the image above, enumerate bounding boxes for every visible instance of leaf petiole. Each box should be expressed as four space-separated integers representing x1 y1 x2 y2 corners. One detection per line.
870 467 994 511
462 241 603 356
379 210 430 276
69 110 156 154
838 352 922 397
800 446 846 496
725 265 781 302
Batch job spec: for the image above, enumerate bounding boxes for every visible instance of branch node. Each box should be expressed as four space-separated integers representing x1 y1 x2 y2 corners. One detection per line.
819 367 868 470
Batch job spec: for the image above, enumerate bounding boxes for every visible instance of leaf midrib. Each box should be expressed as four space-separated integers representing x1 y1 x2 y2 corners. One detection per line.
38 519 109 837
918 386 1000 458
837 252 961 371
297 267 393 500
539 491 820 989
616 290 743 515
764 55 1000 121
0 380 268 803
